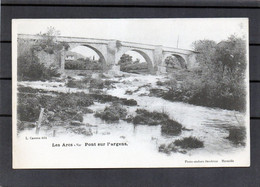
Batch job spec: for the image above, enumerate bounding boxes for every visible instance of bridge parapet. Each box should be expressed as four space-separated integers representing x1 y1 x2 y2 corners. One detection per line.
162 47 196 55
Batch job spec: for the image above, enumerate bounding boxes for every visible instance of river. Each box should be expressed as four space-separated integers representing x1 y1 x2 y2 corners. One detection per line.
18 73 247 158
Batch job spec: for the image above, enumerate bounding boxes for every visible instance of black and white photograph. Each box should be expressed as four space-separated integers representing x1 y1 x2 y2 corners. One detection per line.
12 19 250 168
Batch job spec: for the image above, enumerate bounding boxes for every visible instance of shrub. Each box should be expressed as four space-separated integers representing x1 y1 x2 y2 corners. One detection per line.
89 78 104 89
76 96 94 107
53 93 94 108
159 72 246 112
65 59 103 70
65 59 86 70
17 121 36 132
17 52 60 81
66 78 116 90
226 126 246 146
174 137 204 149
89 93 137 106
158 143 179 154
149 88 166 97
94 103 127 123
68 127 92 136
161 119 182 136
17 95 41 122
120 98 138 106
120 62 149 74
73 113 84 122
66 78 89 89
133 109 169 126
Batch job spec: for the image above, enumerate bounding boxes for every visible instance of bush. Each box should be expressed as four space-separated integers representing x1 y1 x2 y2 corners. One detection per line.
66 79 88 89
68 127 92 136
149 88 166 97
89 78 105 89
17 95 41 122
66 78 116 90
65 59 86 70
53 93 94 108
158 71 246 112
17 121 36 132
158 143 179 154
226 126 246 146
120 98 138 106
174 137 204 149
120 62 149 74
90 93 137 106
17 52 60 81
94 103 127 123
161 119 182 136
133 109 169 126
65 59 103 70
17 89 94 131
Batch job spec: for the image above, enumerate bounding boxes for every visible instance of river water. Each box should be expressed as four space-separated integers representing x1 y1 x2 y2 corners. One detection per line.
18 73 247 157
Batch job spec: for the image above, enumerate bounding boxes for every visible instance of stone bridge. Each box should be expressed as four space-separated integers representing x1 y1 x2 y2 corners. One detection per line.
18 34 197 74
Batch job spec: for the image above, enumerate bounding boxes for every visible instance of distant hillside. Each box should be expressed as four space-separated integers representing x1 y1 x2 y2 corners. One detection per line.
65 51 86 60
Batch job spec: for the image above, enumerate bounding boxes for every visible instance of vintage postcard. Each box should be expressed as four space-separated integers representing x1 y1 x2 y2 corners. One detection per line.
12 18 250 168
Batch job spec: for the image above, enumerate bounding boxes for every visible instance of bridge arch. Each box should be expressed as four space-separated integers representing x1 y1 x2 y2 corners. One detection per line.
116 47 154 73
65 43 107 70
162 53 187 69
81 44 106 65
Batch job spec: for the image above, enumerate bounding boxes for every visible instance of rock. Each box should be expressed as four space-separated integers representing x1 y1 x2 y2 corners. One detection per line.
91 73 100 79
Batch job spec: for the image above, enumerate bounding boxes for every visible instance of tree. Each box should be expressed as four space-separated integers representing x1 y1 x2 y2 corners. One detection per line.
215 35 246 81
34 26 67 54
118 54 133 64
39 26 60 45
184 36 247 111
164 56 182 69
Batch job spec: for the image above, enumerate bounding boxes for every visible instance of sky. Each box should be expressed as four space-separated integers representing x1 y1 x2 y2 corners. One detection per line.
15 18 248 59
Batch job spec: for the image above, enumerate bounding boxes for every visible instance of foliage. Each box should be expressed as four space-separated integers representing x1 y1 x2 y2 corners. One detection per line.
17 94 41 122
158 143 179 154
165 56 182 69
65 58 103 70
18 27 65 81
118 54 133 65
94 103 127 123
120 62 148 74
66 77 117 90
174 137 204 149
133 109 168 125
68 127 92 136
162 35 247 112
226 126 246 146
17 51 60 81
131 109 183 135
118 54 149 73
161 119 182 136
34 26 68 54
17 91 94 125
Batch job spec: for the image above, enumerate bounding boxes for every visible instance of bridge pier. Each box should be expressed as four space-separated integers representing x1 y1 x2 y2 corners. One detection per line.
153 46 163 74
60 50 65 74
106 40 117 70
